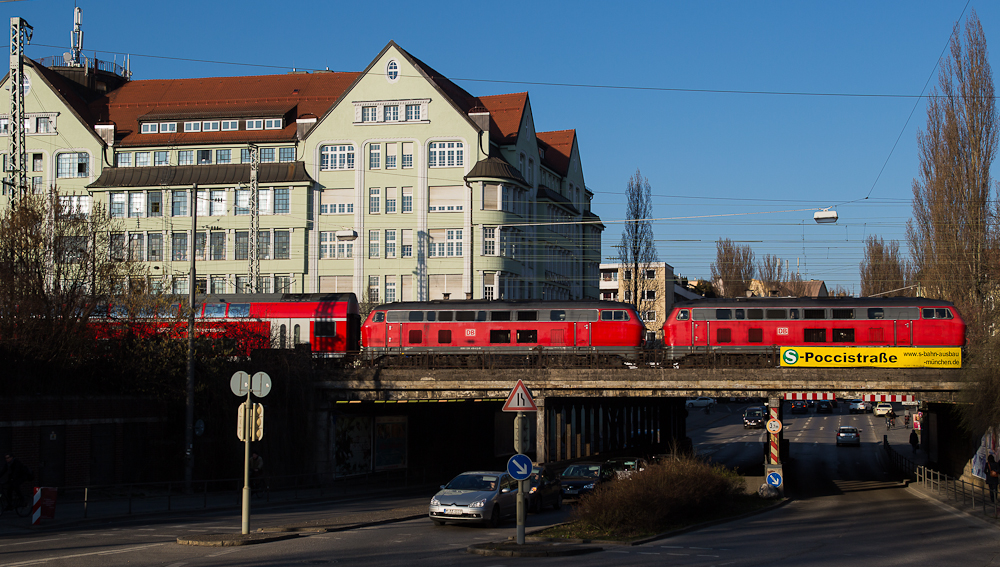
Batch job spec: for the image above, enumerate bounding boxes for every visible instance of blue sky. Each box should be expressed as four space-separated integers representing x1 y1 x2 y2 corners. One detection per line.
7 1 997 294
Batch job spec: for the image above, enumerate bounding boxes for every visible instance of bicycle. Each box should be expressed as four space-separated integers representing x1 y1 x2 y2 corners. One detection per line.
0 484 31 517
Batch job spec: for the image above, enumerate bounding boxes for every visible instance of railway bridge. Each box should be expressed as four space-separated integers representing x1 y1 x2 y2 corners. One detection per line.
315 367 965 474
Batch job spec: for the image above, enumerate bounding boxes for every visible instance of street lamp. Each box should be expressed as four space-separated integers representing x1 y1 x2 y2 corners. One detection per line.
813 208 838 223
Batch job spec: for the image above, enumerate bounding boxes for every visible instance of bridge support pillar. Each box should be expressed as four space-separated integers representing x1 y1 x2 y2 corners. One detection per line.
535 395 546 463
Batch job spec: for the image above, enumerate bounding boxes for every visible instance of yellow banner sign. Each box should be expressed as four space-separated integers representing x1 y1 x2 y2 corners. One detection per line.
779 347 962 368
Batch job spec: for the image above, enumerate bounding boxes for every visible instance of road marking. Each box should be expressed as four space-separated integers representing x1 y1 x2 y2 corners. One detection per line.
164 563 188 567
207 548 242 557
637 552 660 555
0 537 68 549
666 552 691 556
697 554 720 558
0 543 166 566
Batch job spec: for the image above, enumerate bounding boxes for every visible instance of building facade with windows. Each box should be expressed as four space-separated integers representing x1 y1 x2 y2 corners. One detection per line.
1 42 602 301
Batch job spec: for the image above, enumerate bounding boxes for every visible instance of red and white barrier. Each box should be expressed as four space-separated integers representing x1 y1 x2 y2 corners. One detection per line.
862 394 915 402
31 487 57 525
783 392 835 401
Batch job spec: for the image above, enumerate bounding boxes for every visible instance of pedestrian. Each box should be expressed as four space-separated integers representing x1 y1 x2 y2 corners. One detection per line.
909 429 919 454
987 455 999 503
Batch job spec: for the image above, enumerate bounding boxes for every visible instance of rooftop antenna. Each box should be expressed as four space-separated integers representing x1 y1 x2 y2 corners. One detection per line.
70 6 83 66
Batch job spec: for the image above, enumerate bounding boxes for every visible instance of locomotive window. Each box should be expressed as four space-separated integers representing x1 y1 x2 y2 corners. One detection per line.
789 309 799 319
516 330 538 343
716 309 732 320
491 311 511 321
833 328 854 342
456 311 476 321
426 311 436 322
735 309 745 320
408 311 424 322
408 329 422 344
804 309 826 320
576 310 599 322
748 309 763 320
766 309 786 320
748 328 763 343
372 312 385 323
478 310 488 321
832 309 855 319
438 329 452 343
516 311 538 321
490 330 511 343
550 310 567 321
804 328 827 342
692 309 709 321
716 328 732 343
868 308 884 320
676 310 689 321
438 311 454 322
204 304 227 318
601 310 613 321
938 308 952 319
315 321 337 337
229 304 250 318
387 311 406 322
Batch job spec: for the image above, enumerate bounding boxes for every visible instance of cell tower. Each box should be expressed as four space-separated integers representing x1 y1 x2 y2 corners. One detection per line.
8 17 32 201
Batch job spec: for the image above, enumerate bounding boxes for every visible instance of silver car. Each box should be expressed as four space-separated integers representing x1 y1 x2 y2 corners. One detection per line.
836 426 861 446
429 471 518 527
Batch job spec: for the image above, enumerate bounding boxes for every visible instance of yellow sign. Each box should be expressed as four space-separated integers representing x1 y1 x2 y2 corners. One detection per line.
779 347 961 368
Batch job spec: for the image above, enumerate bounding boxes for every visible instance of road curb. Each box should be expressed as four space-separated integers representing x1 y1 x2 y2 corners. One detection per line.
467 541 602 557
259 513 428 533
177 532 300 547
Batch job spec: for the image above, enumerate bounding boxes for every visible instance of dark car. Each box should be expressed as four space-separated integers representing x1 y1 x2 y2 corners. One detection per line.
527 466 562 512
816 401 832 414
560 462 614 499
790 401 808 414
605 457 648 480
743 406 766 428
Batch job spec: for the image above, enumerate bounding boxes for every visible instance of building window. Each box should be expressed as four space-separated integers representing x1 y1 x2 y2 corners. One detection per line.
265 118 282 130
141 123 158 134
109 233 125 261
405 104 420 121
128 234 144 261
210 232 226 260
386 60 399 81
148 192 162 217
384 105 399 121
198 150 212 165
260 189 272 214
128 192 144 218
337 241 353 259
402 142 414 168
210 190 225 216
369 143 381 169
402 187 412 213
116 152 131 167
241 149 252 163
234 189 249 215
644 290 656 300
274 187 289 214
194 232 207 261
642 311 656 322
35 117 50 133
256 276 271 294
147 233 163 262
428 142 464 167
172 232 188 261
210 277 226 294
261 148 275 163
109 192 126 218
385 188 396 213
216 149 231 164
135 152 150 167
221 120 239 131
56 152 89 178
235 231 249 260
645 269 656 279
429 229 462 257
368 275 380 303
385 280 396 303
369 230 380 258
172 190 188 216
361 106 378 122
320 232 335 259
279 147 295 162
30 153 41 172
177 151 194 165
202 121 220 132
483 227 496 255
484 283 495 301
369 187 380 214
275 275 291 293
320 145 355 170
0 118 9 134
385 229 396 258
184 122 201 132
160 122 177 133
274 230 290 259
246 119 263 130
154 151 169 166
257 231 270 260
31 176 42 192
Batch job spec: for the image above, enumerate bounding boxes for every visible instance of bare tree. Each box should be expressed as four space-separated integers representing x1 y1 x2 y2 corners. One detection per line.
907 9 998 336
756 254 785 297
710 238 754 297
859 235 912 297
617 169 658 332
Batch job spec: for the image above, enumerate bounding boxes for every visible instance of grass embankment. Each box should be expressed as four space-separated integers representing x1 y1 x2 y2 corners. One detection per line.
537 457 777 542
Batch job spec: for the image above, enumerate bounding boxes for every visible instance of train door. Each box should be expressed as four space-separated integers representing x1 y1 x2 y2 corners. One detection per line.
385 320 401 351
891 307 917 346
575 322 591 346
692 321 708 346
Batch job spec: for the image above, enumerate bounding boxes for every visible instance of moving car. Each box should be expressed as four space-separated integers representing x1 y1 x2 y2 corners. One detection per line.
836 426 861 446
429 471 518 527
743 406 766 428
816 401 833 414
560 462 614 499
874 402 893 417
790 401 808 414
686 397 715 409
527 466 562 513
848 399 870 414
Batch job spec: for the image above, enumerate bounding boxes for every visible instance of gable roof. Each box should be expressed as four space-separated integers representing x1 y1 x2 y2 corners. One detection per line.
477 92 527 145
537 130 575 176
93 71 359 147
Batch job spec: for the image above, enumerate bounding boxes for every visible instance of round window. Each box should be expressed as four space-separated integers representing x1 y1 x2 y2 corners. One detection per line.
386 60 399 82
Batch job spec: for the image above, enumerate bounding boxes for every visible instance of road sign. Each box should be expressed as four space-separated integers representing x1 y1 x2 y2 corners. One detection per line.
503 380 537 412
766 419 783 434
766 471 783 488
230 371 250 396
251 372 272 398
507 454 533 481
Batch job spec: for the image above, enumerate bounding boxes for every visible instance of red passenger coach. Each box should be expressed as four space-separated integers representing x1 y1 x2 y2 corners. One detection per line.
92 293 361 357
663 297 965 359
362 300 645 357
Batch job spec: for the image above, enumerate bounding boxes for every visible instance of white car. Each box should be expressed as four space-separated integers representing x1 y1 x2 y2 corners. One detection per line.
874 402 893 417
686 397 715 409
849 400 871 414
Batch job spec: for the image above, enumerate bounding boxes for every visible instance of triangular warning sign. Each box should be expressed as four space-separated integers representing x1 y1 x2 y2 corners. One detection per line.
503 380 537 412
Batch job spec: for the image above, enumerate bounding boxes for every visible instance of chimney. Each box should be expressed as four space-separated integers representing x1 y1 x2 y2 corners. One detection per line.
468 106 490 135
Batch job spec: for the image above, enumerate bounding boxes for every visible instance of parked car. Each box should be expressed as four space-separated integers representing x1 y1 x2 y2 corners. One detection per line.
605 457 648 480
527 466 562 513
816 401 833 414
743 406 766 428
874 402 893 417
560 462 614 499
429 471 518 527
686 397 715 409
836 426 861 446
790 401 808 414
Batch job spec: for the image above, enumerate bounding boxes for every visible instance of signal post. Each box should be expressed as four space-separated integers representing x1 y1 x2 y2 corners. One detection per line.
503 380 537 545
231 371 271 534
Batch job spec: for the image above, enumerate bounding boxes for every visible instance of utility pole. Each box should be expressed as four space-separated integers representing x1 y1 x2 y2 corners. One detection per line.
185 183 198 491
8 17 32 202
247 145 259 293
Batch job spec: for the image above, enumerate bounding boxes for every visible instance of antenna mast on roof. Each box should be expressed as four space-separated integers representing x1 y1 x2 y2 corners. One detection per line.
70 7 83 66
8 16 32 203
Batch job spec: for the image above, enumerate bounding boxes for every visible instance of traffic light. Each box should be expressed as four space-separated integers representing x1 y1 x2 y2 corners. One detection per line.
237 402 247 441
252 403 264 441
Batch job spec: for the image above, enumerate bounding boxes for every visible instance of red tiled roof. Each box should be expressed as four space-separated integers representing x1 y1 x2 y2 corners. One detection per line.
92 71 359 147
537 130 575 176
477 93 527 145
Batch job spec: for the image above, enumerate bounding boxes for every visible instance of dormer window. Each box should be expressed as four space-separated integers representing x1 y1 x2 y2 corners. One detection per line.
264 118 283 130
184 122 201 132
160 123 177 133
221 120 239 131
203 121 220 132
141 123 158 134
246 119 264 130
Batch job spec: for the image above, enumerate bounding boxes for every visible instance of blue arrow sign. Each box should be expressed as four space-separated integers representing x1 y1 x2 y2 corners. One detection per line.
507 454 533 481
766 471 783 488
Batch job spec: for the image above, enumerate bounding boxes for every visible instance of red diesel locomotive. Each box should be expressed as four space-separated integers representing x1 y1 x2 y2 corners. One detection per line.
362 300 646 356
662 297 965 358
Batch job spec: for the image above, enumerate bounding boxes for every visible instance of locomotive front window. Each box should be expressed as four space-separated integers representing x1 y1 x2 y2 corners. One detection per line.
748 328 763 343
516 330 538 343
832 309 855 319
315 321 337 336
804 328 826 342
938 308 952 319
491 311 511 321
438 311 454 322
408 311 424 322
676 309 689 321
456 311 476 321
438 329 452 343
204 304 226 318
490 330 511 343
833 328 854 342
716 309 732 320
601 311 613 321
804 309 826 320
735 309 745 320
372 312 385 323
229 304 250 318
766 309 786 320
517 311 538 321
748 309 763 320
868 308 884 320
550 310 567 321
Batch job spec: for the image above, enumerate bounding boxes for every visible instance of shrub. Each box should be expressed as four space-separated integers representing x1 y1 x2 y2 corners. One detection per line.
572 456 745 538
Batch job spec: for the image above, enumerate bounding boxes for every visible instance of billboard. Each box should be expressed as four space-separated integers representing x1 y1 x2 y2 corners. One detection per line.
779 347 961 368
